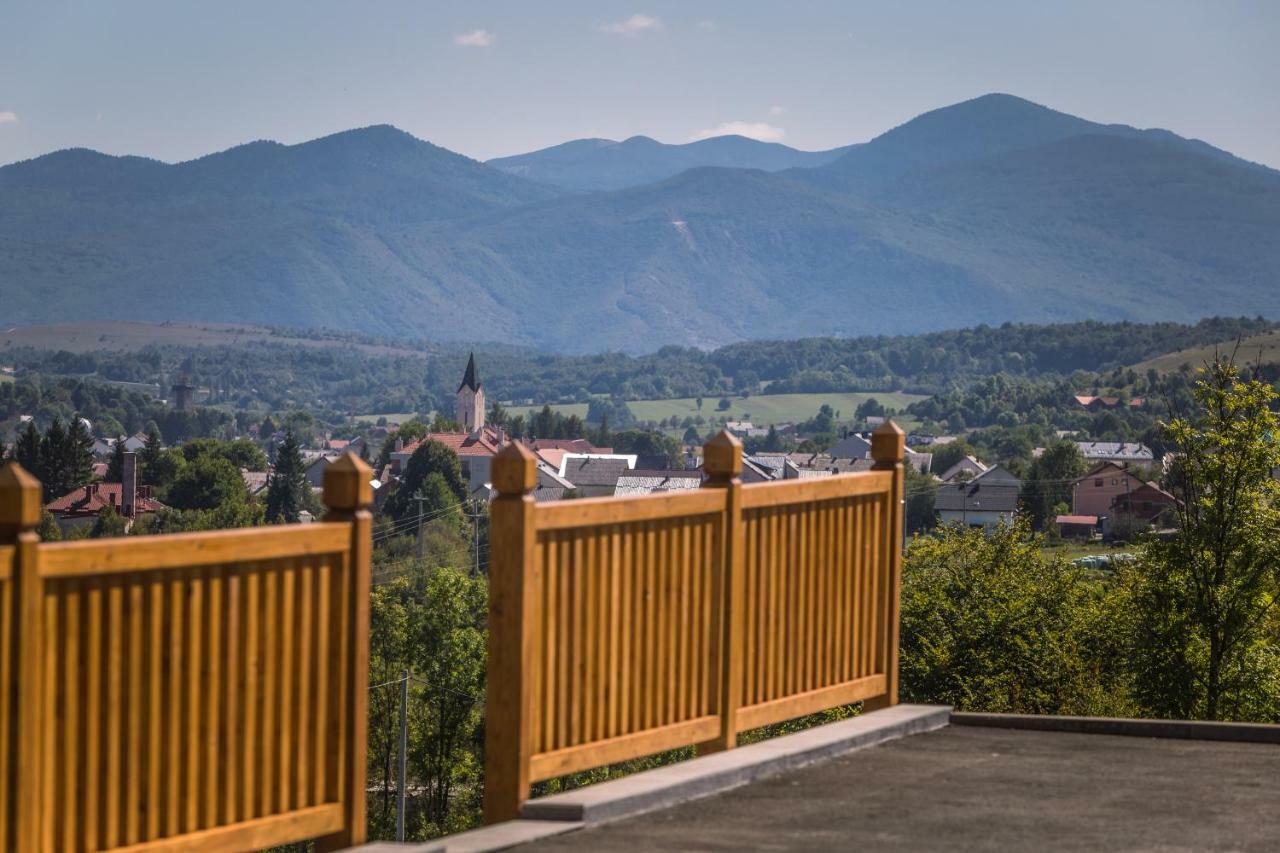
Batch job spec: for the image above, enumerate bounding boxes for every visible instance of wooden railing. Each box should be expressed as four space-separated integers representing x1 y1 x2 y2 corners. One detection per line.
0 454 373 853
484 423 905 822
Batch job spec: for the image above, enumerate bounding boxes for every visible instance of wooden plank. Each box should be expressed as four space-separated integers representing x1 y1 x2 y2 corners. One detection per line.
183 570 202 834
607 527 622 738
536 489 723 531
617 528 632 737
126 580 144 845
108 803 343 853
103 580 124 846
241 568 260 820
38 524 350 578
203 569 222 827
295 561 314 810
311 559 330 807
735 675 888 732
740 471 894 509
84 580 103 851
41 582 58 850
61 584 80 853
165 574 184 836
221 568 242 825
279 560 297 812
260 566 279 816
145 579 163 841
0 578 10 850
0 543 13 580
529 716 720 782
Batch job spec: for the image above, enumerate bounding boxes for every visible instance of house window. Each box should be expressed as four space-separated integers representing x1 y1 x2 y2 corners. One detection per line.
1095 479 1103 487
1111 479 1118 485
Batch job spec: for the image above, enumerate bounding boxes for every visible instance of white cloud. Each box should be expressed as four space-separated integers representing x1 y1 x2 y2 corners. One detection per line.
0 111 17 125
691 121 786 143
600 14 662 36
454 29 495 47
768 104 786 117
696 19 716 30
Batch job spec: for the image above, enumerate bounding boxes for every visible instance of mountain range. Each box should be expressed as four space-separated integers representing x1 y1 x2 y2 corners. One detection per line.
1 93 1277 353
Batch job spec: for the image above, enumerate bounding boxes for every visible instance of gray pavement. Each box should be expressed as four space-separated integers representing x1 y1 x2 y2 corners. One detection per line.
519 725 1280 852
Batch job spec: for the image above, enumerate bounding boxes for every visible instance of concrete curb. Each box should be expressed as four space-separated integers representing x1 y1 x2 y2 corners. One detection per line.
519 703 951 825
951 712 1280 744
347 819 583 853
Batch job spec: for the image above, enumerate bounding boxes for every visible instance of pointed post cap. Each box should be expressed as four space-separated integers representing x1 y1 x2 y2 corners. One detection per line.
703 430 743 479
323 452 374 511
493 442 537 496
0 461 43 529
871 419 906 467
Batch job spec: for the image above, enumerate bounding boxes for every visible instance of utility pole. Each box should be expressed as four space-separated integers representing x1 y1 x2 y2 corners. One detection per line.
465 499 484 575
413 489 427 559
397 668 408 842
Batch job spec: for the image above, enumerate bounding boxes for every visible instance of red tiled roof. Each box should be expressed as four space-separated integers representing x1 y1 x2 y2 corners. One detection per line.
528 438 609 454
46 483 166 517
326 439 351 451
400 431 501 458
1055 514 1098 525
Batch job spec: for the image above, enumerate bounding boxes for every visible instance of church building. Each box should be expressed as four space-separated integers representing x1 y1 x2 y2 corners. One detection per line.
456 352 485 433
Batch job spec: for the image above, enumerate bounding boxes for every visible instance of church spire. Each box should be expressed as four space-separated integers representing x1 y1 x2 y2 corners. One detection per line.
457 352 480 393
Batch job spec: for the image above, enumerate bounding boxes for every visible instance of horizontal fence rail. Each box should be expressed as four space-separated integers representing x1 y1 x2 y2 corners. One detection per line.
484 424 906 822
0 454 374 853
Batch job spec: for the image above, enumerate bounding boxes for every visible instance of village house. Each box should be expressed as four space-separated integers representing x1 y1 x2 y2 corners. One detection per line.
1071 461 1147 519
935 465 1021 531
614 469 703 497
1076 440 1155 465
44 452 164 532
938 456 989 483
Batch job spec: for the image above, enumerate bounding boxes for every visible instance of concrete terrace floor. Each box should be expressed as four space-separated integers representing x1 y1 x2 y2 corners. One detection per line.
519 725 1280 852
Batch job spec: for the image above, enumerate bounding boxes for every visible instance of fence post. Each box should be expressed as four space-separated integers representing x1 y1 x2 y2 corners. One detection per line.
484 443 538 824
867 420 905 711
701 430 743 753
0 462 43 852
318 452 373 851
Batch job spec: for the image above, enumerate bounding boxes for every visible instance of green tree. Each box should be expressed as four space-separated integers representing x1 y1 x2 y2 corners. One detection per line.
1020 441 1087 531
140 427 164 484
181 437 269 471
903 464 938 535
90 505 129 539
1125 357 1280 721
900 521 1131 716
14 421 40 476
409 566 487 832
64 416 94 492
38 417 69 499
164 455 250 512
264 429 308 523
106 438 127 482
385 440 467 522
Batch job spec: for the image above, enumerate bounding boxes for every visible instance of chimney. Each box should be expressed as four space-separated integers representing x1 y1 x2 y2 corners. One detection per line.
122 452 138 518
394 437 404 452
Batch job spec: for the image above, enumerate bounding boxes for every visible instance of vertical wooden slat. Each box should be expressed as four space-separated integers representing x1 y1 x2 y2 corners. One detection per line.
241 567 260 820
145 579 163 841
41 583 58 851
260 566 278 817
126 579 144 845
204 569 222 826
617 527 632 736
611 522 627 732
279 560 297 812
294 561 313 809
311 559 330 807
166 572 185 836
183 570 202 834
221 566 241 826
84 580 103 851
642 522 655 731
60 584 79 853
103 578 123 845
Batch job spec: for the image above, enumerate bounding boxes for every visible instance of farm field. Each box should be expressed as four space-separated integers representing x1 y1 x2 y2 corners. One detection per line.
1130 329 1280 374
520 391 928 430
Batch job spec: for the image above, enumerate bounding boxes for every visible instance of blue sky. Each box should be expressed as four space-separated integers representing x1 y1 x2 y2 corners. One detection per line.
2 0 1277 167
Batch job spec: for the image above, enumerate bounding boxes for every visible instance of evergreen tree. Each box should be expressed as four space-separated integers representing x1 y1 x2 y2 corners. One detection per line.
141 427 163 485
106 438 127 482
64 416 94 491
14 421 41 475
264 429 308 524
38 417 68 500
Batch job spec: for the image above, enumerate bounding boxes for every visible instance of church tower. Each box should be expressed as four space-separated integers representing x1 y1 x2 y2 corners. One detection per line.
456 352 485 433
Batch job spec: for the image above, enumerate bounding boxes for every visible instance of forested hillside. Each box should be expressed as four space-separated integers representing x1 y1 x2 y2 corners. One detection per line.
2 95 1276 352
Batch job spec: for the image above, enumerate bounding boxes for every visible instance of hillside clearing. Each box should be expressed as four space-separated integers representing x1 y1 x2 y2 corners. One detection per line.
1131 330 1280 374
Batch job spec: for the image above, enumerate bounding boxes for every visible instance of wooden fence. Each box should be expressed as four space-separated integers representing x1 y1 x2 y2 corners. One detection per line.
484 422 905 822
0 454 373 853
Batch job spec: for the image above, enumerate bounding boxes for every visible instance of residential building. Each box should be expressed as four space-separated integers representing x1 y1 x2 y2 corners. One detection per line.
45 452 164 531
935 465 1021 531
1071 461 1146 519
827 433 872 459
1076 441 1155 465
560 457 632 497
1111 481 1179 528
938 456 988 483
614 469 703 497
1055 514 1099 539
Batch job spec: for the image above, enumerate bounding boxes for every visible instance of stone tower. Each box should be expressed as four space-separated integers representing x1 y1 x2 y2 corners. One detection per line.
456 352 485 432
